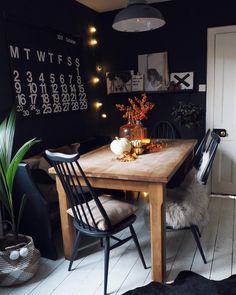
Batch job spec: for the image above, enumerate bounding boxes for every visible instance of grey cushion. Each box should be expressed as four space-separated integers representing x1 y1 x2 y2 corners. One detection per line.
67 195 137 231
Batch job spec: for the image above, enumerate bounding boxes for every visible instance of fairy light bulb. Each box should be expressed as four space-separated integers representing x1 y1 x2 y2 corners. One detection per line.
96 65 102 72
101 113 107 118
92 77 100 84
88 39 98 46
89 26 96 33
95 102 103 109
143 192 149 198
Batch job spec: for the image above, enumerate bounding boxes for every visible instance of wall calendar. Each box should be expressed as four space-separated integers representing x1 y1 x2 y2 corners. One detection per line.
5 20 88 117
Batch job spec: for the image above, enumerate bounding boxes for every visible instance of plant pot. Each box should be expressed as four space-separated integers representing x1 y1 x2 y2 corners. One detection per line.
0 234 40 286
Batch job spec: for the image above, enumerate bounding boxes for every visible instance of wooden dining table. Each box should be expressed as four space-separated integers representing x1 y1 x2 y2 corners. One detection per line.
49 139 197 283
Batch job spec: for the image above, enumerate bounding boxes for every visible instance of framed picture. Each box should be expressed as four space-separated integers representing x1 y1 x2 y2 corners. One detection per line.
106 70 133 94
170 72 194 90
132 74 144 92
138 52 169 91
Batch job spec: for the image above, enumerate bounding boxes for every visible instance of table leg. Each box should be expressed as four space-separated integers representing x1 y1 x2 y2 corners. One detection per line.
148 183 166 282
56 176 75 259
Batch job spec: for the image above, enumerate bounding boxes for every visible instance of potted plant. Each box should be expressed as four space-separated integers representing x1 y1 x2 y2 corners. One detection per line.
171 101 203 128
0 109 40 286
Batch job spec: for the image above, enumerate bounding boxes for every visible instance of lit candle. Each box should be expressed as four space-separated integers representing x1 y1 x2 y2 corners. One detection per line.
141 138 151 144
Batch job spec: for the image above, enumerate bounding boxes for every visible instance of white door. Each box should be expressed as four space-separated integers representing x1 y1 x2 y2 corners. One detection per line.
207 26 236 195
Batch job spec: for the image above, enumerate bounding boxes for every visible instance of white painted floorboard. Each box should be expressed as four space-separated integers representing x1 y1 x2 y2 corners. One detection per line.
1 196 236 295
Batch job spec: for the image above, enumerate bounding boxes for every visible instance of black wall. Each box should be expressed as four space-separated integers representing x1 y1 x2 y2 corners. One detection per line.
0 0 101 155
1 0 236 155
96 0 236 141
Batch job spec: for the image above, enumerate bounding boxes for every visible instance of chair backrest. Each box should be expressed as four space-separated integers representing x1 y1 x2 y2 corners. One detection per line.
197 131 221 185
194 129 211 169
45 150 112 232
150 121 176 139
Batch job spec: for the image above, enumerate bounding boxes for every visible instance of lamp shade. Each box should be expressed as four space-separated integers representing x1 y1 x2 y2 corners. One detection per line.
112 0 165 32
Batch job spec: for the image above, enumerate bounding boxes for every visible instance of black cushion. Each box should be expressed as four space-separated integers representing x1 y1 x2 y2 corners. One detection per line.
122 271 236 295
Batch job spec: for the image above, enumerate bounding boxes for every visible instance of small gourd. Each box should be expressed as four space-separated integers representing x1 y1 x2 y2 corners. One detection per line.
110 137 132 156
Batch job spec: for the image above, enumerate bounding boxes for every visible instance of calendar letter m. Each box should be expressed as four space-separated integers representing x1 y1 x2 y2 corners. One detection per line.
9 45 19 59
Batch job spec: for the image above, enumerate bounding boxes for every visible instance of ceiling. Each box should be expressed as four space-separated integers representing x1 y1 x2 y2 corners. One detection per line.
75 0 172 13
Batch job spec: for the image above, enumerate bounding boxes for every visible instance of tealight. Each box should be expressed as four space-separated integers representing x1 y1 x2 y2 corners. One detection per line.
141 138 151 144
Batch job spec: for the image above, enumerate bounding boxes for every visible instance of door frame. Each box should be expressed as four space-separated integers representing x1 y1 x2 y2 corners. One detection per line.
207 25 236 194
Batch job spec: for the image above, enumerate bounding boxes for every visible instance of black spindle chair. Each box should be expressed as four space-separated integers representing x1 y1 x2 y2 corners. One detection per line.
45 150 147 295
150 120 177 139
194 129 211 169
166 132 221 264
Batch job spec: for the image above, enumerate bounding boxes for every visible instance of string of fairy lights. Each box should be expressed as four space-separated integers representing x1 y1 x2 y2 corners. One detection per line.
88 25 107 119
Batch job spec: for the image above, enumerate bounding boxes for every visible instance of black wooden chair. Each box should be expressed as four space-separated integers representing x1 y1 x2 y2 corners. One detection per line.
166 131 221 264
45 150 147 295
150 120 177 139
194 129 211 169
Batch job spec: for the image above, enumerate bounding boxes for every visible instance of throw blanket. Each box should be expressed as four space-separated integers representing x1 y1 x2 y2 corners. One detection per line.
122 271 236 295
165 167 209 229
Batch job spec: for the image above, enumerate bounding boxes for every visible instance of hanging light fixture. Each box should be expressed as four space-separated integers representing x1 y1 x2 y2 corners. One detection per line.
112 0 165 32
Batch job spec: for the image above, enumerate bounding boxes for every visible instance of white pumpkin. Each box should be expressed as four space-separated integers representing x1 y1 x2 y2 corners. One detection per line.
110 137 132 156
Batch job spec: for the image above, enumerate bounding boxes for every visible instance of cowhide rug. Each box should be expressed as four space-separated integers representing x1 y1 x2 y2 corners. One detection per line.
122 271 236 295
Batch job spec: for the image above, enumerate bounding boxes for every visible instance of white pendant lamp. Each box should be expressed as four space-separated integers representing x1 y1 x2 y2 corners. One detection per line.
112 0 165 32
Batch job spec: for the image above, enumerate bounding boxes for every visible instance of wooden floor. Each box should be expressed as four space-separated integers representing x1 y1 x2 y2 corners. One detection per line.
1 195 236 295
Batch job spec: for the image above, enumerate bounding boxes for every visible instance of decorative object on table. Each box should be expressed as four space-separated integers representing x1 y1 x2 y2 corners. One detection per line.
131 74 144 92
138 52 169 91
116 93 155 140
110 137 132 156
170 72 194 90
112 0 165 33
131 140 144 155
118 110 137 140
171 101 203 128
122 270 236 295
106 70 133 94
0 109 40 286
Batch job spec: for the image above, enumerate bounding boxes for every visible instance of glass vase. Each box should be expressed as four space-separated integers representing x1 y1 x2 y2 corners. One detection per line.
133 120 147 140
119 112 136 140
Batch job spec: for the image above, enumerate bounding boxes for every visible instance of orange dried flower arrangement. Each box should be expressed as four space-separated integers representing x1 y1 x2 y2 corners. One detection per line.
116 93 155 121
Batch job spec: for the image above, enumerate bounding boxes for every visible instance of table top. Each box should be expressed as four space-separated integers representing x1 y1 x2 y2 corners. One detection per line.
49 139 197 184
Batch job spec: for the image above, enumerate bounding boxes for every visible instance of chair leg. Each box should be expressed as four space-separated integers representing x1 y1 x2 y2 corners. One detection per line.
100 238 104 247
190 225 207 264
68 231 82 271
195 225 202 238
136 192 141 201
129 225 148 269
104 237 110 295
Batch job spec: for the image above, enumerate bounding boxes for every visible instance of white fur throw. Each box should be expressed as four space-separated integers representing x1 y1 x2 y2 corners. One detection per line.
166 168 209 229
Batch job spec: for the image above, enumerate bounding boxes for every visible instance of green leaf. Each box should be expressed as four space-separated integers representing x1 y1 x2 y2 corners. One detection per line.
6 138 40 192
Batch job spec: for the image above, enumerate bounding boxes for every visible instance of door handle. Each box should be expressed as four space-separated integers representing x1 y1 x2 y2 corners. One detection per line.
213 128 227 137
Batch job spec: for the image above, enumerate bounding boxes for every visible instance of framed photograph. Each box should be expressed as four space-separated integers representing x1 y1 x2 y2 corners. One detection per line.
132 74 144 92
170 72 194 90
106 70 133 94
138 52 169 91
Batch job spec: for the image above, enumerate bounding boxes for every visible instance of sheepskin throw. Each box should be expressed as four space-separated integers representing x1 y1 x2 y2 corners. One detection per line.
122 271 236 295
166 167 209 229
